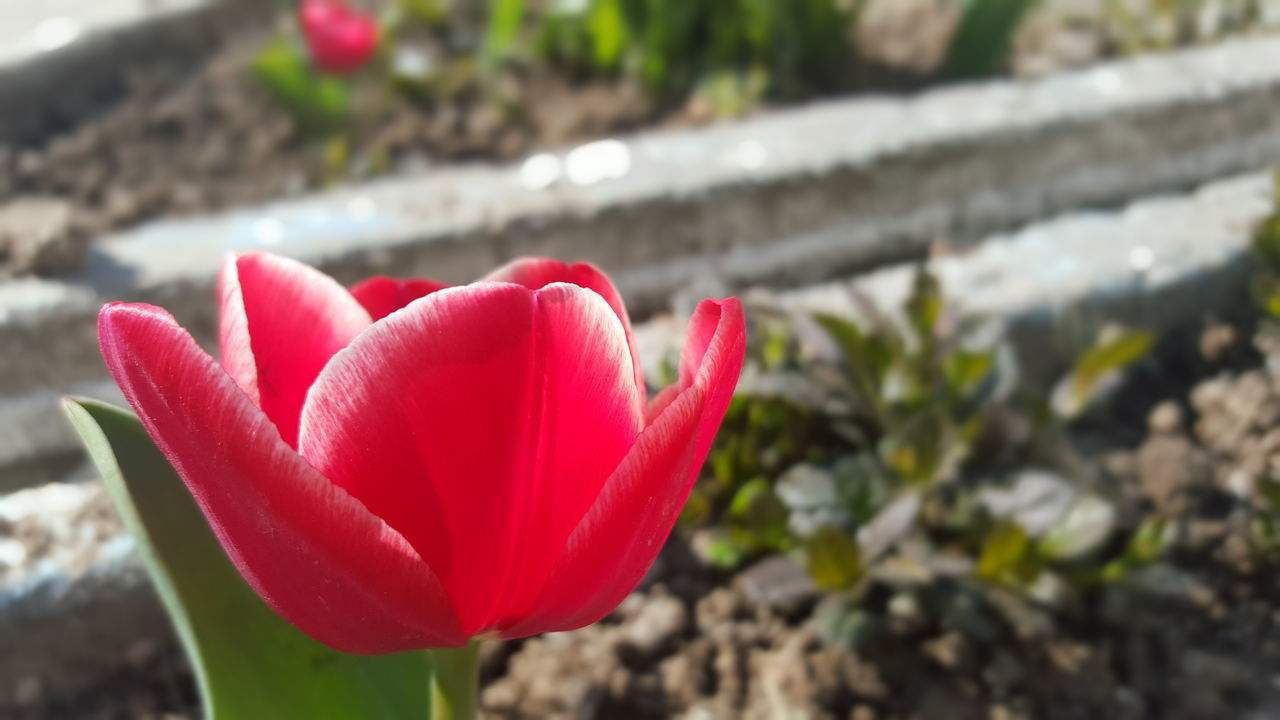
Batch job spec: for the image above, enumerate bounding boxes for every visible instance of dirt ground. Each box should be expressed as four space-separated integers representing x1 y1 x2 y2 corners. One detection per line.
10 319 1280 719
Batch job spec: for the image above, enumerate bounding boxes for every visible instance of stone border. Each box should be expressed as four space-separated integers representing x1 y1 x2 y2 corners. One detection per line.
7 35 1280 485
3 169 1272 709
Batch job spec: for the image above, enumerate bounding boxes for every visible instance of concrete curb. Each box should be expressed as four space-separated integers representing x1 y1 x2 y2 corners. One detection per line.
8 35 1280 485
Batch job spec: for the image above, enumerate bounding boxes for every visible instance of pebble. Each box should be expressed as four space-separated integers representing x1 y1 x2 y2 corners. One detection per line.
14 676 41 706
738 555 818 616
0 196 84 276
623 594 689 658
1148 400 1184 434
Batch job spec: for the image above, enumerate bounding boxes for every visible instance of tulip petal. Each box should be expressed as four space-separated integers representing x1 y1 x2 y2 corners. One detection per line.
349 276 450 321
487 258 646 401
218 253 371 447
501 298 745 637
298 282 644 635
680 298 747 467
100 303 463 653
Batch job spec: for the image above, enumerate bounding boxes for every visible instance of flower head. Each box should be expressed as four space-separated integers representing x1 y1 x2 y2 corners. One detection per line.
98 253 744 653
299 0 379 75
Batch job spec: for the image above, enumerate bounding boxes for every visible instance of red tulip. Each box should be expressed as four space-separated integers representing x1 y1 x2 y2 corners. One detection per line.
299 0 379 76
98 252 745 653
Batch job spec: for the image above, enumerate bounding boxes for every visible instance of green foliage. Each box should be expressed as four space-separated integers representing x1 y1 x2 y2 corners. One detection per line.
807 526 864 590
483 0 527 71
977 522 1038 585
534 0 860 105
258 0 1044 143
1054 328 1153 419
943 0 1040 78
691 264 1175 633
395 0 449 26
1103 0 1273 56
1099 517 1168 582
63 399 432 720
1250 171 1280 319
253 38 352 133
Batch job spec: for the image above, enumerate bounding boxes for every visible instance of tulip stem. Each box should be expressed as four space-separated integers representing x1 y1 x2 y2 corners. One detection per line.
429 640 480 720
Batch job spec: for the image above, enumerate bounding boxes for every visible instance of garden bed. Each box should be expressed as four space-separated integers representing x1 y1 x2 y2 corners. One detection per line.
5 169 1280 717
2 0 1277 278
11 259 1280 719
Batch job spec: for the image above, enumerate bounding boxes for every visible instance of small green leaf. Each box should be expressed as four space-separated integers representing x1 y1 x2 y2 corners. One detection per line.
1100 517 1168 582
812 596 882 649
587 0 627 69
704 536 744 569
1259 474 1280 511
943 0 1039 78
806 527 863 590
977 522 1034 583
483 0 527 71
695 67 769 118
1057 327 1153 417
1074 329 1153 389
904 268 943 343
944 350 994 396
62 399 430 720
395 0 448 25
679 486 712 526
253 38 350 132
813 313 897 419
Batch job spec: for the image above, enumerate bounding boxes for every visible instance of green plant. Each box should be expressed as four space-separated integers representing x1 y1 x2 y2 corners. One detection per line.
534 0 861 107
686 267 1171 642
943 0 1041 77
1104 0 1272 55
64 398 433 719
253 38 354 133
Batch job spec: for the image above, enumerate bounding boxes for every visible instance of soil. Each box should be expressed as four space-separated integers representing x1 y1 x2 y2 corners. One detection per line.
10 317 1280 719
2 0 1273 278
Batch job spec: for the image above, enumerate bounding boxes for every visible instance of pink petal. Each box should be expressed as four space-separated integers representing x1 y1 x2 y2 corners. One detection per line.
486 258 646 401
679 298 747 467
99 303 464 653
298 282 644 635
349 276 450 321
217 253 371 447
500 297 745 637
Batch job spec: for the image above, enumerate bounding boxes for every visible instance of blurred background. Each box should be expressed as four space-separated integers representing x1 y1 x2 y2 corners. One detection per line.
6 0 1280 718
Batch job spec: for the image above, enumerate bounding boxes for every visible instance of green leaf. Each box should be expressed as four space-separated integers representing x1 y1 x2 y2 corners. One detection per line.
806 527 863 590
1060 328 1153 417
678 486 712 526
704 535 745 569
396 0 449 25
695 67 769 118
904 267 943 343
1098 517 1168 582
62 398 431 720
944 350 994 397
943 0 1039 78
977 522 1036 584
725 477 792 556
253 38 350 133
587 0 627 69
483 0 527 71
813 313 894 417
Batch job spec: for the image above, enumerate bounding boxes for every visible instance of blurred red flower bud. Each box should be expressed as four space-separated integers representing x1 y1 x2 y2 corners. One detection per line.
299 0 378 75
